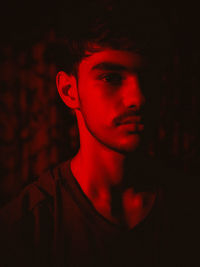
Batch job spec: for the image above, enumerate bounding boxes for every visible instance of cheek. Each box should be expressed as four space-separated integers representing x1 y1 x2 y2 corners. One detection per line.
79 81 112 121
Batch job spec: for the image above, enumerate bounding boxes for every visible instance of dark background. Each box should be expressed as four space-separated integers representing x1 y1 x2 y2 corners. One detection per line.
0 1 199 207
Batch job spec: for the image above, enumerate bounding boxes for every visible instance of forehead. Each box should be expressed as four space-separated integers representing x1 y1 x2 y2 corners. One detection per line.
78 49 146 74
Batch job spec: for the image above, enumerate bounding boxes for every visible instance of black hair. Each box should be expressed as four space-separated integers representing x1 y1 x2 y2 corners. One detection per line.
55 0 173 77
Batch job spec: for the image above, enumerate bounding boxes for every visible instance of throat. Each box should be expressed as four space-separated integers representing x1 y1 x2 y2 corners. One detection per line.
122 189 157 229
70 152 157 229
92 188 157 229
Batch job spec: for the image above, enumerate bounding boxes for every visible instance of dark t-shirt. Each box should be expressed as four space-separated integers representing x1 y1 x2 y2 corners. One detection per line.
0 159 199 267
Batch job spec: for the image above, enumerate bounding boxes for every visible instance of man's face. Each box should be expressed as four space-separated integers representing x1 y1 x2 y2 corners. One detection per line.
77 49 152 154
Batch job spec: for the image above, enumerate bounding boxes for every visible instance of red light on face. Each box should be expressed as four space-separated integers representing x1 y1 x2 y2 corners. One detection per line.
117 121 144 133
117 116 142 125
76 49 146 153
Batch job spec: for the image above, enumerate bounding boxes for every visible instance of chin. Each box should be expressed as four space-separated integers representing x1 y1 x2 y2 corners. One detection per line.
120 142 141 153
107 134 142 154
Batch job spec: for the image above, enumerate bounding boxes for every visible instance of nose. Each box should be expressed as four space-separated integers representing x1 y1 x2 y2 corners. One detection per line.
122 75 145 109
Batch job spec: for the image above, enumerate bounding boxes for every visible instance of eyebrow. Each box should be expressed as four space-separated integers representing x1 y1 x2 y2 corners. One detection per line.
91 62 127 72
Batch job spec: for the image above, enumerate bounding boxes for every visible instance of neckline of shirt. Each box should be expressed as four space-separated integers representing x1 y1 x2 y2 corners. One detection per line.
59 159 162 234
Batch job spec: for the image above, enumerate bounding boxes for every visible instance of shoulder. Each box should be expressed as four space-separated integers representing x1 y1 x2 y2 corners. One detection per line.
0 161 70 266
0 161 68 228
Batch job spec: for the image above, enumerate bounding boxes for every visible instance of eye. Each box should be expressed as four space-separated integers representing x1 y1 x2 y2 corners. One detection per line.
100 73 123 85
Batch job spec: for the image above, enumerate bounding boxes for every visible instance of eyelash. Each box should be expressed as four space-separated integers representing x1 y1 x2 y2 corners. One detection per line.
99 73 123 85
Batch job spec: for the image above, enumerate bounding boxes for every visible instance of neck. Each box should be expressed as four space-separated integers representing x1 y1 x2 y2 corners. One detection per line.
71 143 156 228
74 146 125 185
70 114 156 227
70 126 143 202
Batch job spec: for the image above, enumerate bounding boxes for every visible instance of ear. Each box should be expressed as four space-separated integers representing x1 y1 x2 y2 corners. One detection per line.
56 71 80 109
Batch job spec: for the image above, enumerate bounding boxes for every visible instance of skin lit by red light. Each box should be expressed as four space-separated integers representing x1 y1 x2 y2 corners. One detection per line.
76 49 146 153
57 49 156 228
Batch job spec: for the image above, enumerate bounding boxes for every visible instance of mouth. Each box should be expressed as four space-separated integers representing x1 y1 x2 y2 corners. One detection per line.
117 116 143 125
116 116 144 133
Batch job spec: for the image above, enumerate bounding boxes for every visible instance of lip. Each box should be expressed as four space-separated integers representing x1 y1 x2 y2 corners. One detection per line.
118 116 143 125
118 123 144 133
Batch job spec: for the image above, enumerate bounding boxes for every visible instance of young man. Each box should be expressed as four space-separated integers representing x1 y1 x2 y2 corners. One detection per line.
0 1 198 266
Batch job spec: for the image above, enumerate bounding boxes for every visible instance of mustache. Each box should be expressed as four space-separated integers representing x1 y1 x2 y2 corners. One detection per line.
113 109 144 126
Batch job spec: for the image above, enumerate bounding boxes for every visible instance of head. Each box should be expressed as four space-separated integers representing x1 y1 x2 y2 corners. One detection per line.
56 0 172 155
